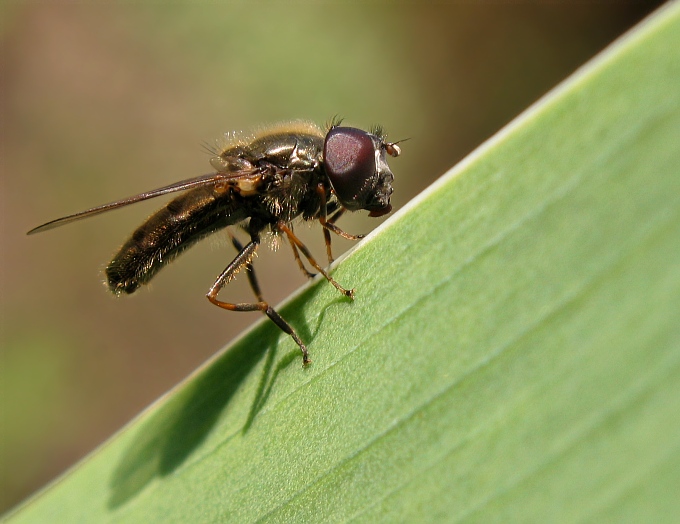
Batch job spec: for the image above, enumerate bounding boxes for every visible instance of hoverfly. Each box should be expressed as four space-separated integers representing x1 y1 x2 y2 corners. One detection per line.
28 120 401 365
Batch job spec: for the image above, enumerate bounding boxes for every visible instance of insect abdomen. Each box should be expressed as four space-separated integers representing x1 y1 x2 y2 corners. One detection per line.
106 187 246 295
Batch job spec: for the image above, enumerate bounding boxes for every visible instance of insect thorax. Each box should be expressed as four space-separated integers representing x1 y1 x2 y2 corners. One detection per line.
219 124 329 223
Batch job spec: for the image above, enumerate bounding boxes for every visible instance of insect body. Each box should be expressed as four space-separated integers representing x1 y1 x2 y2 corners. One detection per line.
28 120 401 365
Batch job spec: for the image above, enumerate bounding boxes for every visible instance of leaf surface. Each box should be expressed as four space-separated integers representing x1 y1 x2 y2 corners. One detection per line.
7 3 680 522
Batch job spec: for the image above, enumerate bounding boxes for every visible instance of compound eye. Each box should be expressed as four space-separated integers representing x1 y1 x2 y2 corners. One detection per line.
324 127 376 208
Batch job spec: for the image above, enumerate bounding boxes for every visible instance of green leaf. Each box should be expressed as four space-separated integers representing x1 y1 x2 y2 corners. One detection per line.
7 3 680 522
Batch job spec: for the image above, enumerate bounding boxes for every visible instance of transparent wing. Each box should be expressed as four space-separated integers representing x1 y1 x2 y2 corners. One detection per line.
27 170 257 235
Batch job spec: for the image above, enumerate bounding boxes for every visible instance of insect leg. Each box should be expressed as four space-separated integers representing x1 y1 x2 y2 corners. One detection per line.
316 185 365 264
278 222 355 299
228 232 263 301
315 184 335 264
207 238 310 365
324 209 365 241
290 241 316 279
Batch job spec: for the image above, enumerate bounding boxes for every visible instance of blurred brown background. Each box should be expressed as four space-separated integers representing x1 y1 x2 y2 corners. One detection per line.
0 1 665 513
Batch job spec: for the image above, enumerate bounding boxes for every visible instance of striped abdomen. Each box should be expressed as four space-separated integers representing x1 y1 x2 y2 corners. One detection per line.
106 187 247 295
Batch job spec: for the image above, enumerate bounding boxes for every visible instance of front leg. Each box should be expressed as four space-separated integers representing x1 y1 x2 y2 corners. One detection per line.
278 221 355 299
315 184 365 264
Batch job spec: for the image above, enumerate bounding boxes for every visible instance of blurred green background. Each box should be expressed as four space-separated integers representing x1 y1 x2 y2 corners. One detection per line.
0 1 664 514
